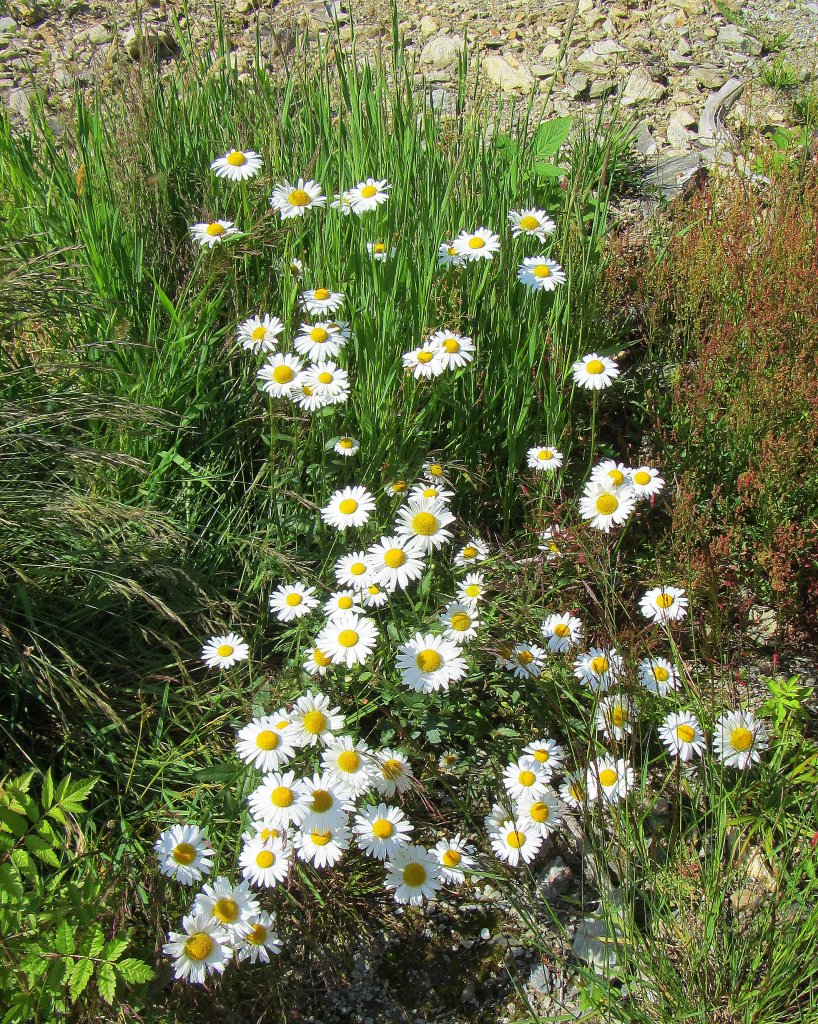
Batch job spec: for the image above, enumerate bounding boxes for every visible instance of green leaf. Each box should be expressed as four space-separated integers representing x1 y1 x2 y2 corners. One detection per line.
69 959 94 1002
96 961 117 1004
24 834 61 867
0 807 28 838
55 918 76 955
531 116 572 160
117 958 155 983
0 863 24 901
41 769 54 810
532 162 568 179
103 937 129 963
86 924 105 958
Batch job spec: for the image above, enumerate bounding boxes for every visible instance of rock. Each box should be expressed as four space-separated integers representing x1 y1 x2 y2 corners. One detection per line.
8 86 32 119
86 24 110 45
565 71 589 97
537 857 574 898
667 112 695 148
623 67 666 104
691 65 728 89
526 963 553 995
419 15 438 39
0 16 17 33
634 121 658 156
123 25 175 59
540 41 561 61
483 53 536 94
718 24 762 55
430 88 456 115
576 38 625 67
589 77 616 99
747 603 778 643
419 34 464 68
17 3 42 27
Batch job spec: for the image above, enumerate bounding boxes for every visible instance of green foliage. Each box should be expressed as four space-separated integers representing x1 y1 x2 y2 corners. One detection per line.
0 771 153 1023
760 56 801 90
712 0 747 26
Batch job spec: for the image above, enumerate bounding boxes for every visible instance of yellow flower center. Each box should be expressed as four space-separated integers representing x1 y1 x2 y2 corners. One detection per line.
591 656 610 674
350 561 367 576
259 826 280 841
429 464 443 477
302 710 327 735
517 650 534 666
442 849 461 867
212 898 239 924
337 629 359 648
372 818 395 839
270 786 294 808
570 783 583 801
272 364 295 384
285 592 303 607
313 647 332 667
416 649 442 673
288 188 311 206
206 222 225 236
538 449 554 460
367 584 381 595
447 246 457 256
247 923 268 945
533 264 552 279
468 236 486 249
595 494 618 515
656 593 675 609
612 706 628 727
172 842 196 865
450 612 471 632
532 748 549 763
338 498 359 515
731 727 753 751
462 545 478 559
506 830 526 849
338 596 353 610
275 719 289 730
652 666 670 682
311 789 334 813
339 438 354 449
634 470 651 485
373 242 386 252
215 644 234 659
529 801 550 823
255 850 275 869
310 327 329 343
382 759 403 780
251 325 267 341
608 469 625 486
518 770 536 787
465 584 481 598
554 624 570 638
226 150 247 166
361 184 378 198
519 215 540 230
412 512 438 536
256 730 279 750
336 750 360 772
417 350 434 364
586 359 605 375
185 933 215 961
313 288 331 300
422 488 438 498
403 863 426 885
391 480 407 492
317 371 333 385
676 724 696 743
599 768 618 787
311 830 332 846
443 338 460 353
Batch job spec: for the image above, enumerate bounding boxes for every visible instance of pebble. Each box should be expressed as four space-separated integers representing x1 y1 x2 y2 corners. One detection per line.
0 16 17 33
419 33 464 68
482 52 536 94
419 15 438 39
623 67 667 104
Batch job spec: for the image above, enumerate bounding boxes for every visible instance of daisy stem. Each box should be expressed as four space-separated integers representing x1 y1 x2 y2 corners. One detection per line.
588 391 599 471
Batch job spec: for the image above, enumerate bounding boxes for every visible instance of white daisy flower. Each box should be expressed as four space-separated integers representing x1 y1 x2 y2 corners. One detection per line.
489 820 542 866
508 642 546 679
452 227 501 262
303 361 350 401
515 791 563 838
321 736 374 798
639 586 689 623
250 821 288 845
637 656 680 696
270 178 326 219
189 220 239 247
297 771 352 832
437 241 466 268
503 756 551 801
323 590 365 620
454 538 488 567
508 207 556 241
571 352 620 390
326 318 353 341
629 465 665 499
268 582 319 623
433 834 476 883
595 694 634 742
367 534 427 591
211 148 262 181
559 773 587 810
304 645 333 677
517 256 566 291
714 710 768 770
586 757 634 804
579 479 637 532
300 287 344 316
235 911 281 964
288 691 345 747
439 750 462 774
457 572 487 605
291 377 330 412
257 352 303 398
522 737 565 776
385 478 409 496
526 445 564 472
361 581 389 607
396 633 467 693
331 191 353 215
238 313 284 353
333 435 360 457
440 601 479 642
293 321 344 361
372 749 414 799
408 483 455 505
395 496 455 553
541 612 583 653
321 485 376 531
154 824 214 886
354 803 414 860
348 177 391 214
289 257 304 278
248 770 310 829
315 612 379 668
590 459 632 490
427 329 476 370
193 876 259 942
539 525 563 560
573 648 623 692
235 716 297 772
366 241 395 261
402 343 446 379
239 834 291 888
659 711 706 761
422 460 449 483
385 845 442 904
201 632 248 670
294 822 350 868
163 912 231 984
334 550 372 589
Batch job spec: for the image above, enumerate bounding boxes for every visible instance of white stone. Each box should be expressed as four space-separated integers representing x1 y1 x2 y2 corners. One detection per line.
482 53 536 94
622 67 666 105
419 34 464 67
419 15 438 39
